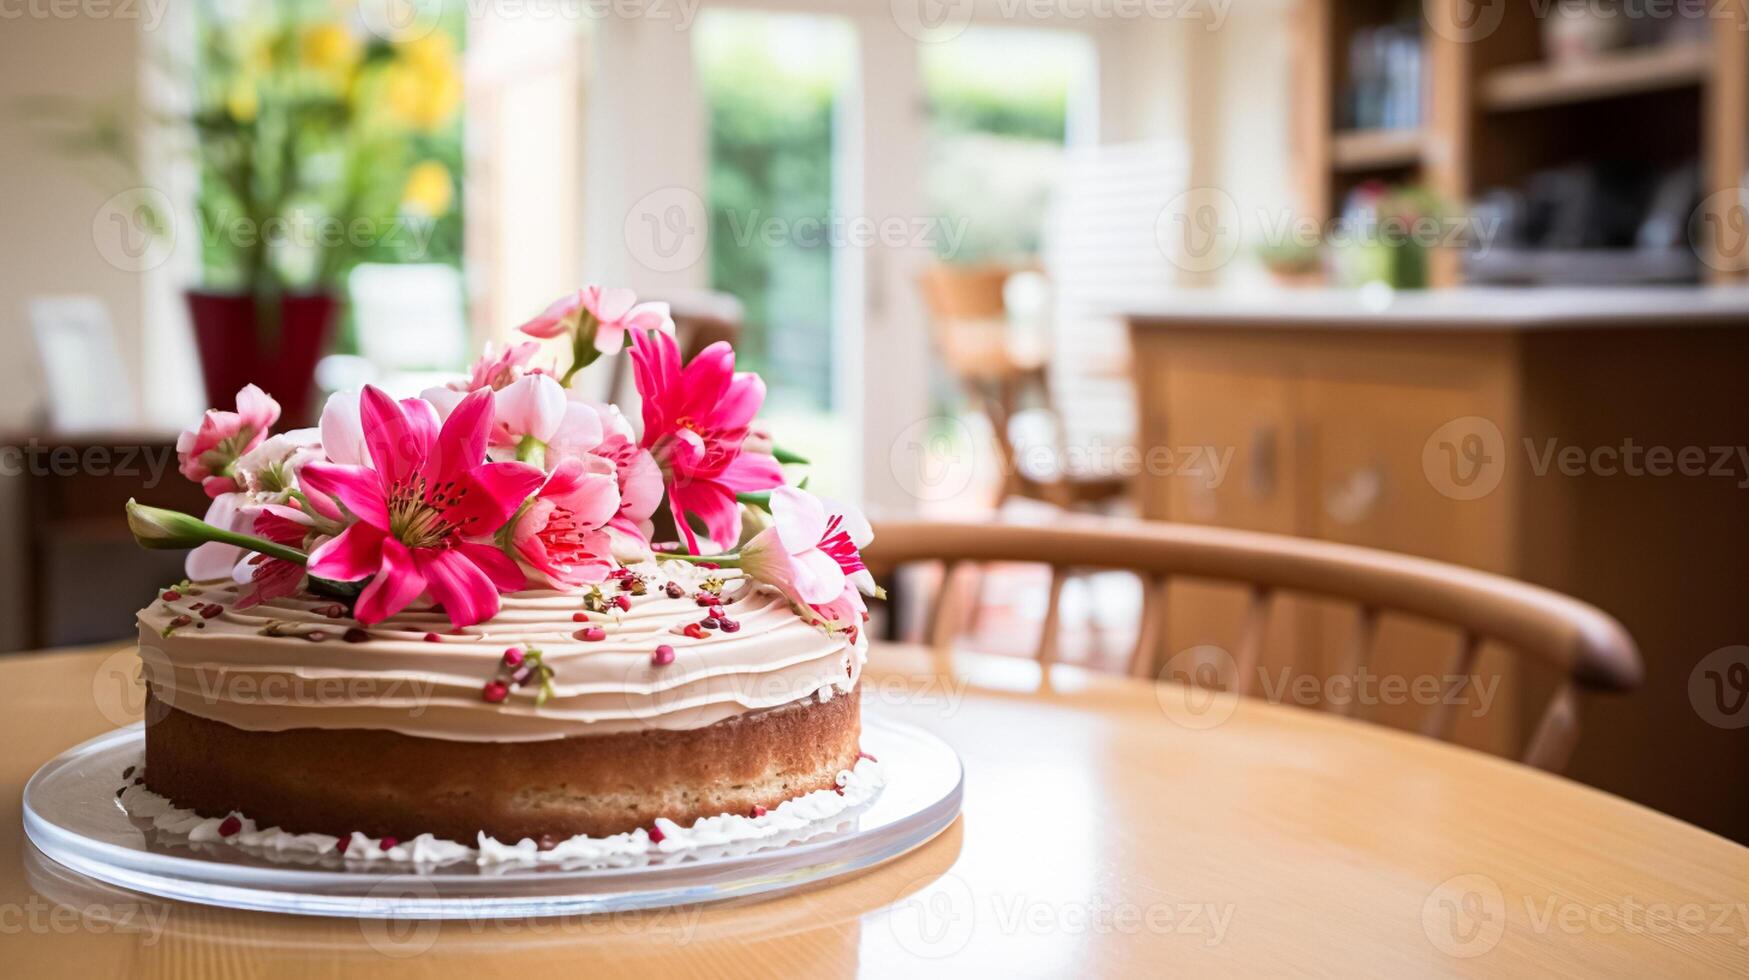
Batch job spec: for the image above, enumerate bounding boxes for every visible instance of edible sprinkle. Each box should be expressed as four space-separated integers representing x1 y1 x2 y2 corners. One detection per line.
652 644 675 666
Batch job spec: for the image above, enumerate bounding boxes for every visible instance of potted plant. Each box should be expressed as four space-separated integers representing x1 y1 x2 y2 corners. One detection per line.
181 13 461 423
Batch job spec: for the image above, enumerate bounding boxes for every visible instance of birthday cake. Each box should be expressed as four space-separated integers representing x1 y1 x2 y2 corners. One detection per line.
126 286 881 852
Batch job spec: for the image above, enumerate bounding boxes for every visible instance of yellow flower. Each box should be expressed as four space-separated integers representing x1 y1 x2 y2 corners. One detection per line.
225 77 259 123
300 22 361 82
402 160 454 217
382 47 462 131
397 33 457 74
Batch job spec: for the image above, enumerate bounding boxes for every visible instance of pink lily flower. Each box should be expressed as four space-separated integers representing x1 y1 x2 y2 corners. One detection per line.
300 386 546 627
589 404 664 558
176 384 281 497
739 487 876 615
519 286 674 354
509 457 621 590
629 330 784 553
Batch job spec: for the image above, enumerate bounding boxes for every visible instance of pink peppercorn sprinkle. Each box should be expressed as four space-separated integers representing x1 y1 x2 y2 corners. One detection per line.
578 626 606 642
380 837 399 851
652 644 676 666
482 681 509 703
502 647 525 668
217 815 241 837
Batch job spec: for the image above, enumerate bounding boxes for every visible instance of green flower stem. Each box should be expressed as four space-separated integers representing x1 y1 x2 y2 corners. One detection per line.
771 445 810 465
664 551 742 568
126 499 309 566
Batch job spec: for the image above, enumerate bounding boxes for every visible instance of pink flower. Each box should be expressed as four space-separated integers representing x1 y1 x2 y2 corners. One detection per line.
519 286 674 354
509 457 621 589
424 375 605 468
629 330 783 552
236 504 314 608
739 487 875 614
461 340 542 392
176 384 281 496
300 386 546 627
184 430 321 582
589 404 664 557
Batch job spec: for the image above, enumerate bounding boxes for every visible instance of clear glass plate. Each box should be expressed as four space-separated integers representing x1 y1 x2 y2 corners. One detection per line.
22 714 962 919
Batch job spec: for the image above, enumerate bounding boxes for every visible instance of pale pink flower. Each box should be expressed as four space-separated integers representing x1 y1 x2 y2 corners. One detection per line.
589 404 663 558
462 340 543 392
519 286 674 354
629 330 783 553
176 384 281 496
738 487 875 609
300 386 545 627
509 457 621 590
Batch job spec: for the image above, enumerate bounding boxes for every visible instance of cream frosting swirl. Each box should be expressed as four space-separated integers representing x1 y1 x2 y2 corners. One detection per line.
135 560 866 742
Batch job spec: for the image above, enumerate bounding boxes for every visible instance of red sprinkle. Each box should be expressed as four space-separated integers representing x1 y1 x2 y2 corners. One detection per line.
720 619 740 634
380 837 399 851
336 836 351 854
652 644 675 666
683 623 708 640
160 590 181 602
611 594 631 611
750 804 767 818
169 615 192 629
198 604 223 620
482 681 509 703
423 632 441 643
648 825 666 843
572 612 592 622
502 647 525 668
694 594 716 607
664 582 685 599
578 627 607 642
217 815 241 837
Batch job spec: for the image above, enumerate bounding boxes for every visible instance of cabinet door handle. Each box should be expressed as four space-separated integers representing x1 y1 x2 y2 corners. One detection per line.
1248 425 1277 499
1324 465 1384 525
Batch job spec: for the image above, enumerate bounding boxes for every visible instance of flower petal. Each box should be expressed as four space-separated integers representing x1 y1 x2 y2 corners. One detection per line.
457 540 526 593
354 537 426 623
496 375 567 444
770 486 828 555
360 385 426 486
445 460 546 534
299 461 389 529
308 523 388 582
319 390 369 466
720 450 785 494
431 387 493 482
790 546 848 605
416 547 501 628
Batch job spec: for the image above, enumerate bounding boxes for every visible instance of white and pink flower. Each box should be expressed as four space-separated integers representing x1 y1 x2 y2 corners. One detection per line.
738 487 876 630
509 457 621 590
519 285 674 355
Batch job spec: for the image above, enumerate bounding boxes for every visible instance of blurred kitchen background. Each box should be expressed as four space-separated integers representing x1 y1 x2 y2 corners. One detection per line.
6 0 1749 840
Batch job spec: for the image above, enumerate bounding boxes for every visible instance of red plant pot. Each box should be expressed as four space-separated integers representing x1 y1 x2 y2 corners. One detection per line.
186 290 340 426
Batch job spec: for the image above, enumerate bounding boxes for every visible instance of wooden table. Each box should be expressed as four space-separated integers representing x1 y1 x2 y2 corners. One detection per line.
7 642 1748 976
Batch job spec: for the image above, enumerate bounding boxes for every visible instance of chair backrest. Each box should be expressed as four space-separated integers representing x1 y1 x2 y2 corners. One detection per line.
863 518 1642 772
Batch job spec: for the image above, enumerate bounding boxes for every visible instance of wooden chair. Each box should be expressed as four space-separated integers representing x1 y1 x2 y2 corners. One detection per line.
917 264 1129 510
863 518 1643 772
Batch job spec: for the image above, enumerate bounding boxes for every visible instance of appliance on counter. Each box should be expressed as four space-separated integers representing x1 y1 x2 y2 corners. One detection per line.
1465 160 1703 284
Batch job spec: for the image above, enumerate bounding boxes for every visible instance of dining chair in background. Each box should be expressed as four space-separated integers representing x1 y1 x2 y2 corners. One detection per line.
864 518 1643 772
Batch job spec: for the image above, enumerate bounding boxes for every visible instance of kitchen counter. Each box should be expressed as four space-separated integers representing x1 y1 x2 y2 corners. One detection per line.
1113 285 1749 329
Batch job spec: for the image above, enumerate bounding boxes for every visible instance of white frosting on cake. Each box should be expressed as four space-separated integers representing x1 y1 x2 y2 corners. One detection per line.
135 559 866 741
116 756 885 868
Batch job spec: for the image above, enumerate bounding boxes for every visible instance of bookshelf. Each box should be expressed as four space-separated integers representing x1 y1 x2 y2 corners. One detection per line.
1292 0 1749 285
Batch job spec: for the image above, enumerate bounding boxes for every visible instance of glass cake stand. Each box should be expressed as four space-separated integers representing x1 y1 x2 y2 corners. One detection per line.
22 715 962 919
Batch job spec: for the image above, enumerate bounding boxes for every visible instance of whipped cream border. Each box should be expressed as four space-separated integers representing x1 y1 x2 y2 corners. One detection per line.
117 756 885 870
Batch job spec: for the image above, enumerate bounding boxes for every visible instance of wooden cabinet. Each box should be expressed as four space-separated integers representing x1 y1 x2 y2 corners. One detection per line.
1130 312 1749 840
